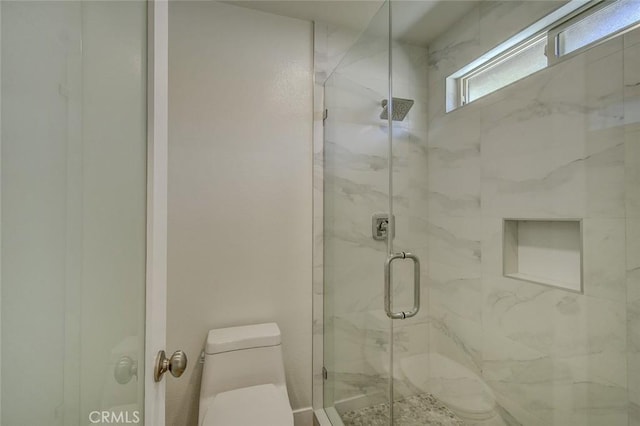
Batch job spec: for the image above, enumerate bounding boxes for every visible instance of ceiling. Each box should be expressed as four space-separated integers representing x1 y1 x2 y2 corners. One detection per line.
225 0 477 46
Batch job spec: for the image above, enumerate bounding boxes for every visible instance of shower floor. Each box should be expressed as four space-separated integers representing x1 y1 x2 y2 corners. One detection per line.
340 393 464 426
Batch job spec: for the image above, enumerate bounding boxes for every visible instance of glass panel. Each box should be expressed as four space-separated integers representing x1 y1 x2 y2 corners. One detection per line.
318 1 640 425
466 35 547 104
387 1 637 425
322 1 392 424
388 1 434 424
558 0 640 56
1 1 147 424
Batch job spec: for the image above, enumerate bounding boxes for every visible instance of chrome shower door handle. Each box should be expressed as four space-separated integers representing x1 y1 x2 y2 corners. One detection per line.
384 252 420 319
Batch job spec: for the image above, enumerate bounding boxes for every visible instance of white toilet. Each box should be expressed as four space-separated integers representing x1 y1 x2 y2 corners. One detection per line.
198 322 294 426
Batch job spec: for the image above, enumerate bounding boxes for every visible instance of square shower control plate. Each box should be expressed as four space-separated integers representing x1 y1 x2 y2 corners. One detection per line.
372 213 395 241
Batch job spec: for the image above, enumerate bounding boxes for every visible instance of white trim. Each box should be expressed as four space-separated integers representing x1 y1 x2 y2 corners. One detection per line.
144 0 168 425
0 1 3 420
313 408 335 426
322 406 345 426
293 407 314 426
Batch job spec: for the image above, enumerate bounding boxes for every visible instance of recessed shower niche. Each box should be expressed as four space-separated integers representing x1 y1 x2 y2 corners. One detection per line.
503 219 583 292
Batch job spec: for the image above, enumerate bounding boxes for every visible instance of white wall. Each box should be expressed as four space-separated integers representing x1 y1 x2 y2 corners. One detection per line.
167 2 313 425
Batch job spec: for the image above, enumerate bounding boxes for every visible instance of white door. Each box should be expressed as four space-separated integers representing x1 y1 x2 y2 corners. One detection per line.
0 1 173 424
146 1 170 425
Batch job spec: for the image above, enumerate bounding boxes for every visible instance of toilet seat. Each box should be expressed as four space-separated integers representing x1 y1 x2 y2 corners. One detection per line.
201 384 293 426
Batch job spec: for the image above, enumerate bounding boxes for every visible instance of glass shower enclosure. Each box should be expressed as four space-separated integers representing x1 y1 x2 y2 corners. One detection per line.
320 0 640 424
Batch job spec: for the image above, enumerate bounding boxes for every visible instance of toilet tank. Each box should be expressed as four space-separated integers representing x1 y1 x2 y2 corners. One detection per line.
199 323 288 401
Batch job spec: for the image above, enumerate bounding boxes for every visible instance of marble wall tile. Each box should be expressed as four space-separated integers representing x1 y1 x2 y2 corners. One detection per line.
429 304 483 374
630 402 640 426
426 215 484 376
423 2 636 423
482 330 556 425
627 213 640 408
626 129 640 218
624 23 640 421
624 28 640 48
625 26 640 50
428 5 480 77
482 276 628 424
582 218 627 302
484 275 626 359
478 1 564 54
479 52 625 219
630 301 640 407
624 40 640 128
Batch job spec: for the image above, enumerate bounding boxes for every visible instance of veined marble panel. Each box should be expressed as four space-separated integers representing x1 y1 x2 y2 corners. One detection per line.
428 305 483 375
391 43 430 90
478 1 564 54
626 26 640 50
426 106 481 218
625 47 640 412
631 402 640 426
427 4 480 77
483 329 553 425
479 53 625 219
482 278 628 424
626 129 640 218
426 216 482 275
421 3 635 425
585 127 626 218
330 310 431 404
627 214 640 407
625 40 640 128
484 275 626 360
426 216 483 373
427 145 481 217
582 218 627 302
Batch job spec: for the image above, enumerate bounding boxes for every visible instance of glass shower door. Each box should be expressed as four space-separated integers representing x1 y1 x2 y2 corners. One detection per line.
322 0 640 424
322 1 394 423
386 1 433 422
1 1 148 424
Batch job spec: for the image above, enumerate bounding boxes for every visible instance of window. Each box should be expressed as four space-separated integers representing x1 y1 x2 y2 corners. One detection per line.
552 0 640 59
447 0 640 112
461 34 548 106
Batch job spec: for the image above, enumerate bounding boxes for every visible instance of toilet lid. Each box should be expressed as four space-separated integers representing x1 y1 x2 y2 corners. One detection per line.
202 384 293 426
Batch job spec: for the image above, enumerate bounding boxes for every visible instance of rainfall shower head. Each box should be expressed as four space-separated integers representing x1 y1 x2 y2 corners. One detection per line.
380 98 414 121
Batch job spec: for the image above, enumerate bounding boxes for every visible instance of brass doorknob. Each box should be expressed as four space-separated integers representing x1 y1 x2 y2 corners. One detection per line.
154 350 187 382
